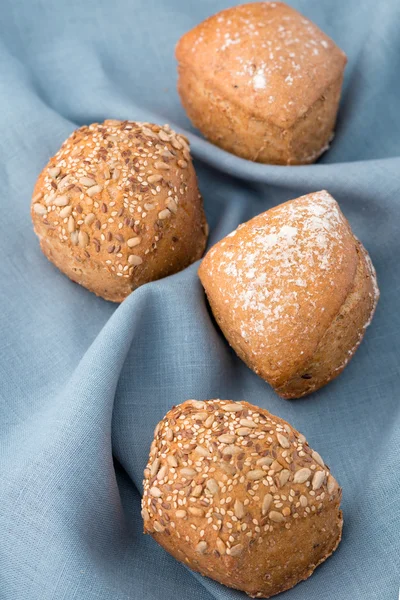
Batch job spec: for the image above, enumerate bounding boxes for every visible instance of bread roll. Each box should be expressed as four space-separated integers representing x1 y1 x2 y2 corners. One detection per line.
31 120 208 302
176 2 347 165
199 191 379 398
142 399 343 598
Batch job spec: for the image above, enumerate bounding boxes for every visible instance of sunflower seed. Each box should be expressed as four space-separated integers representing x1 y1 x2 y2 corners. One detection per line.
70 231 79 245
54 195 69 207
194 412 208 421
167 455 178 468
279 469 290 487
178 159 188 169
229 543 243 557
195 446 210 457
191 484 203 497
158 130 170 142
79 176 96 187
216 538 226 555
85 212 96 225
237 427 251 436
299 495 308 507
158 209 171 220
175 510 187 519
277 433 290 448
240 419 257 428
327 475 336 494
271 460 283 472
262 494 273 515
188 507 204 517
157 466 168 481
223 403 243 412
247 469 265 481
59 205 72 218
220 462 236 476
180 468 196 478
222 445 241 456
206 479 219 495
127 237 141 248
87 184 102 197
312 470 325 490
204 415 214 428
141 508 149 521
154 161 170 170
195 541 207 554
150 459 160 477
33 203 46 215
312 451 325 468
78 231 89 247
148 174 162 183
128 255 143 266
256 456 273 466
166 199 178 214
48 167 61 178
153 521 164 533
269 511 285 523
150 486 162 498
293 468 311 484
67 216 75 233
218 434 236 444
234 499 245 519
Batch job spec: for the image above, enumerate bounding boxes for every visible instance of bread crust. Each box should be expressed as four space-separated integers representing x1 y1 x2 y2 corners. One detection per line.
176 2 347 165
198 191 379 398
142 399 343 598
31 121 208 302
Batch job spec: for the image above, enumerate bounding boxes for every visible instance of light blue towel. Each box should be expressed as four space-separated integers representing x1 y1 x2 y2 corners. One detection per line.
0 1 399 599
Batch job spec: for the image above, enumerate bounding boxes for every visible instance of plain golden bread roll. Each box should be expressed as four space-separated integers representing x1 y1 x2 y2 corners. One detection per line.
199 191 379 398
31 120 208 302
142 399 343 598
176 2 347 165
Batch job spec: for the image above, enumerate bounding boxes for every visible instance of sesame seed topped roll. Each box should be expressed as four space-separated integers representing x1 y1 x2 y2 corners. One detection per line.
142 399 343 598
31 120 208 302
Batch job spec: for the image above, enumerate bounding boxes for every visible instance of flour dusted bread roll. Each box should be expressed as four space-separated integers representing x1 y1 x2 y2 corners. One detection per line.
142 399 343 598
199 191 379 399
31 120 208 302
176 2 347 165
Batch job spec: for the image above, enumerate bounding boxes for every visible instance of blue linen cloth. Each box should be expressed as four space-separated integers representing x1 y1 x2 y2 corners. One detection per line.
0 0 399 599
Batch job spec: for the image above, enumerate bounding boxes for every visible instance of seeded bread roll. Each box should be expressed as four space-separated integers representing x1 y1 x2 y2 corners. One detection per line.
142 399 342 598
199 191 379 399
176 2 347 165
31 120 208 302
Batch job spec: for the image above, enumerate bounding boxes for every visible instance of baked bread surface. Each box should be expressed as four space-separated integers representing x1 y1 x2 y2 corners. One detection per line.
199 191 379 398
142 399 343 598
31 120 208 302
176 2 347 164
